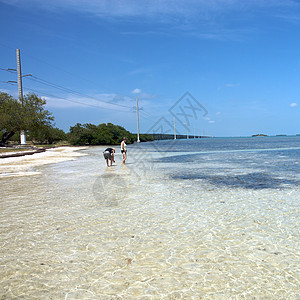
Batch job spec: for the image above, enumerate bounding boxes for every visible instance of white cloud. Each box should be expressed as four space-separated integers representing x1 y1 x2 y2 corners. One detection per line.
131 89 156 101
132 88 141 94
2 0 298 42
225 83 239 88
203 116 215 123
45 93 135 111
2 0 296 20
128 67 152 76
290 102 298 107
1 0 231 17
0 88 18 97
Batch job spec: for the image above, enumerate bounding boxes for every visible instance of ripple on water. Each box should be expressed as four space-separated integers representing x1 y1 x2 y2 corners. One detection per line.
0 144 299 299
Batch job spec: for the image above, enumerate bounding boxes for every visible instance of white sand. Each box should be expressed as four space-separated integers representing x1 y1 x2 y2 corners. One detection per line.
0 147 88 178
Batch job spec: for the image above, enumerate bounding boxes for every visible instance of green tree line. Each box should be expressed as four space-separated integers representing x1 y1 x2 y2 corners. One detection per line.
0 92 153 146
68 122 154 145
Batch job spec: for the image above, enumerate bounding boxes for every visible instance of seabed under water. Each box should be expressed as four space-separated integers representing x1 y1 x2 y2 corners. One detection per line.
0 143 299 299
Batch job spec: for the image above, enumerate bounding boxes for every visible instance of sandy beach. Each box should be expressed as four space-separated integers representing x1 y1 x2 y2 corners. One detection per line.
0 147 89 178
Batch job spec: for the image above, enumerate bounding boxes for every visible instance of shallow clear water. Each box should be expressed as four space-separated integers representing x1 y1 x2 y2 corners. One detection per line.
1 137 300 299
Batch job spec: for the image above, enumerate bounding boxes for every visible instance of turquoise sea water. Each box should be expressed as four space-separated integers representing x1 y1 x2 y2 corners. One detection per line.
133 136 300 189
1 137 299 299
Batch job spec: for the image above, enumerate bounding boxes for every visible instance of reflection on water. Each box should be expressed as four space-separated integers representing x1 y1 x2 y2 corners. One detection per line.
1 139 300 299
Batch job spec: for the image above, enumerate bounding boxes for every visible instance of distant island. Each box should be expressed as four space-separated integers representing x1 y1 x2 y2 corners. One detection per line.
252 134 268 137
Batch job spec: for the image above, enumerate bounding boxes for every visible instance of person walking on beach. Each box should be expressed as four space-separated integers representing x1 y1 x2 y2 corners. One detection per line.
103 147 115 167
121 137 127 164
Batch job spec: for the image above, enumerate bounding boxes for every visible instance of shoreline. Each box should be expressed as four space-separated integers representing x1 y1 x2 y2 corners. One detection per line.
0 146 89 178
0 147 47 159
0 144 123 159
0 145 121 178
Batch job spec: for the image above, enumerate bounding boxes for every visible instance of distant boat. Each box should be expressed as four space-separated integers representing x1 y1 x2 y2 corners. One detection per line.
276 134 287 136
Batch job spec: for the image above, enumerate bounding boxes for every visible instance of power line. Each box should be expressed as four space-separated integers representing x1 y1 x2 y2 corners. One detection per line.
1 46 154 114
139 111 155 122
1 66 134 109
2 66 136 111
0 67 16 74
0 80 133 112
1 80 152 115
1 78 155 118
22 87 134 112
0 80 17 86
1 60 154 116
0 42 98 86
0 42 123 97
1 46 157 132
25 75 133 109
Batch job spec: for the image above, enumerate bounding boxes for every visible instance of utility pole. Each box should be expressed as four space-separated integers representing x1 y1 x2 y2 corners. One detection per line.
17 49 26 145
174 117 176 140
136 97 140 143
186 121 189 139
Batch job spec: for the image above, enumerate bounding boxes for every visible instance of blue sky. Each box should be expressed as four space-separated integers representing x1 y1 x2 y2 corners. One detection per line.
0 0 299 137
